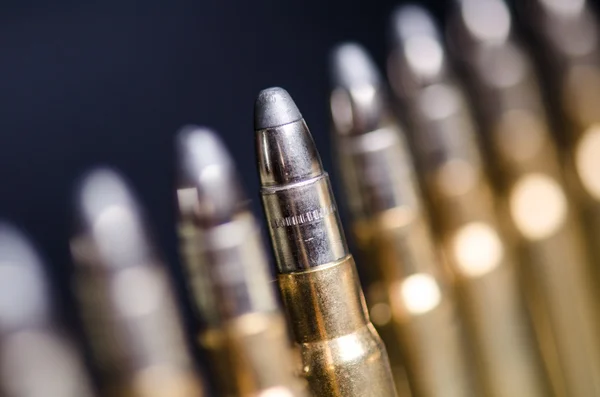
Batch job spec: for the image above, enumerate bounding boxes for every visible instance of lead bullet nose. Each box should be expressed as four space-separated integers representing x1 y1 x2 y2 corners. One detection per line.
0 223 48 329
330 43 381 88
75 168 151 269
254 87 303 130
176 126 243 225
391 5 439 43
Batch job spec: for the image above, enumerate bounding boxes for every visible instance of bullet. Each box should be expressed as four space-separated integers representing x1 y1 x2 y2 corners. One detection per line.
449 1 600 395
0 223 95 397
176 126 308 397
329 42 476 397
519 0 600 321
255 87 398 397
70 169 205 397
388 5 548 397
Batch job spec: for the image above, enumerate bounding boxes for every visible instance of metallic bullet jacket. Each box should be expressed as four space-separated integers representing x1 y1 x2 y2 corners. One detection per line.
389 5 550 397
330 42 476 397
0 224 96 397
176 127 307 397
451 1 600 395
71 169 205 397
256 87 398 397
278 256 397 397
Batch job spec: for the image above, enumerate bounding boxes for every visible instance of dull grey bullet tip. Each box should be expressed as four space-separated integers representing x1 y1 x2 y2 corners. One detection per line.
176 125 243 225
391 4 438 43
254 87 302 130
0 222 49 329
330 42 381 88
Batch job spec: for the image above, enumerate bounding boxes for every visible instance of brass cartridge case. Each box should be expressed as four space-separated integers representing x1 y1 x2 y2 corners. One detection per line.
176 127 307 397
518 0 600 296
255 87 398 397
200 313 304 397
328 41 476 397
388 6 549 396
71 169 205 397
338 127 477 397
450 1 600 394
278 256 399 397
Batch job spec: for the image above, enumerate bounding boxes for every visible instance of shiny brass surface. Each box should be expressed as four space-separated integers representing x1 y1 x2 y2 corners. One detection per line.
178 212 308 397
200 313 306 397
354 210 475 397
450 1 600 394
71 169 205 397
256 88 397 397
278 256 397 397
423 94 547 397
329 42 476 396
176 127 308 397
362 279 412 397
389 6 549 397
519 0 600 298
355 219 412 396
494 104 600 397
101 369 203 397
73 244 205 397
412 84 547 397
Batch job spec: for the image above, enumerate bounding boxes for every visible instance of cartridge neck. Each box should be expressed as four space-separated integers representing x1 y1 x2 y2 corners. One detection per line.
261 173 349 273
256 117 349 272
178 185 279 322
201 212 279 320
410 82 483 175
334 125 421 220
71 234 195 385
201 312 306 397
277 256 369 342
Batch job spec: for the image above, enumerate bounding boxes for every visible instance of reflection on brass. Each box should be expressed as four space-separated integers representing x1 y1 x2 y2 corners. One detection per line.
200 313 304 397
452 0 600 395
330 42 476 397
71 169 205 397
256 87 398 397
176 127 307 397
574 124 600 200
278 256 398 397
390 4 550 397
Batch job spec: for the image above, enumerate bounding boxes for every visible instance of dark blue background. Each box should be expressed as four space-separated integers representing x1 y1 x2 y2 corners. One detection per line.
0 0 448 288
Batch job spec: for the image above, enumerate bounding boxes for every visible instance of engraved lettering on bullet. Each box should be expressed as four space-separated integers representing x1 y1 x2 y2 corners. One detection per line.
271 204 337 228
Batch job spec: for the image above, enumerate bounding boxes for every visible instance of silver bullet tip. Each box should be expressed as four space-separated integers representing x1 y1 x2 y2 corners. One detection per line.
0 222 49 331
391 4 439 43
176 126 243 225
77 168 136 225
330 42 386 135
330 42 381 88
75 167 150 269
254 87 303 130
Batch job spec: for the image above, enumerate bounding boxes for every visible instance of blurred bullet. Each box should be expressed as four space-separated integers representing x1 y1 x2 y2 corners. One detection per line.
330 42 476 397
450 1 600 395
0 223 95 397
70 168 205 397
255 87 398 397
388 5 548 397
175 126 308 397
